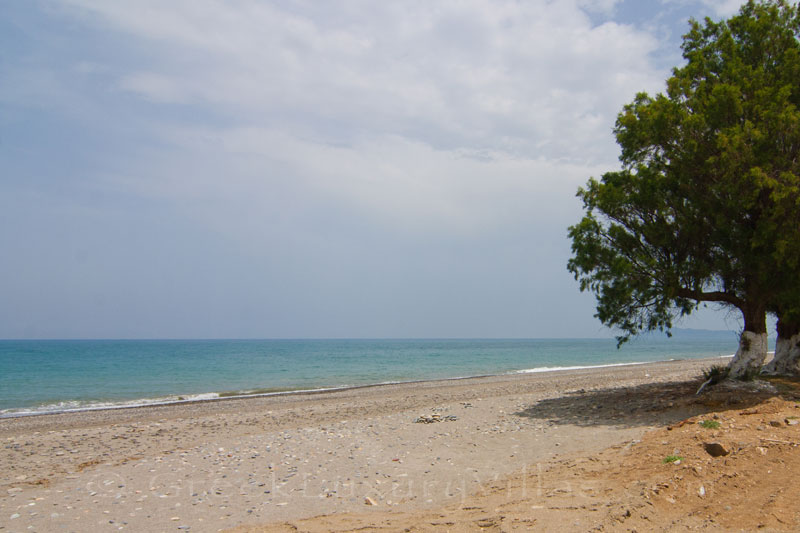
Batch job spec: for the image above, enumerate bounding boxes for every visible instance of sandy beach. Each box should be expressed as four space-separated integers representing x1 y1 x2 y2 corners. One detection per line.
3 356 785 533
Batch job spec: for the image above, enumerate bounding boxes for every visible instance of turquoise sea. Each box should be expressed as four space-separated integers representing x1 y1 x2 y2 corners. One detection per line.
0 332 739 417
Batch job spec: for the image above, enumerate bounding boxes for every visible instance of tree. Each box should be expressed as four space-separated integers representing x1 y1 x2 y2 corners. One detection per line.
568 0 800 378
764 277 800 374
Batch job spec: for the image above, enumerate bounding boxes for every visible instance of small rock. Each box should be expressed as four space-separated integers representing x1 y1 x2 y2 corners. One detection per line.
698 485 706 497
703 442 729 457
364 496 378 506
785 418 799 426
769 420 783 428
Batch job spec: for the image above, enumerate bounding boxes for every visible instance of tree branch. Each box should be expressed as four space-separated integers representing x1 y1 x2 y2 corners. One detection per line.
674 287 742 309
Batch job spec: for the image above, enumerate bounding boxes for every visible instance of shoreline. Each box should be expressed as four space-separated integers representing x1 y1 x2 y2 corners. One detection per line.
1 356 732 532
0 354 733 420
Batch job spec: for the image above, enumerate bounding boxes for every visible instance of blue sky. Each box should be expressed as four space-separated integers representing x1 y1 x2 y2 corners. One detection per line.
0 0 750 339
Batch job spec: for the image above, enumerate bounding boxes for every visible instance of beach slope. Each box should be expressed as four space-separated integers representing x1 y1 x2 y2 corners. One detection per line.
3 357 772 532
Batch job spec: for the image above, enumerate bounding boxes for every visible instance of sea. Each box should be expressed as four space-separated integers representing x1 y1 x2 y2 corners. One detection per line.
0 331 740 418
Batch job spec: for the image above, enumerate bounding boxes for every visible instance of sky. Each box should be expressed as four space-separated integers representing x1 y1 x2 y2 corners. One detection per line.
0 0 753 339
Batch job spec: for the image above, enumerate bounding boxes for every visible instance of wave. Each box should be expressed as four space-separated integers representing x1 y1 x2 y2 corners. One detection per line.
0 392 221 418
0 385 363 419
515 354 733 374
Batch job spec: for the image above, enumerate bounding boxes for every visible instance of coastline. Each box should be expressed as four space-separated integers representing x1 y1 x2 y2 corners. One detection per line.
1 356 731 532
0 337 739 419
0 355 733 420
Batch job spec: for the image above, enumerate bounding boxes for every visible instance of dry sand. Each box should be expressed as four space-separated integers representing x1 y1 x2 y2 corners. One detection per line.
234 381 800 532
0 356 759 532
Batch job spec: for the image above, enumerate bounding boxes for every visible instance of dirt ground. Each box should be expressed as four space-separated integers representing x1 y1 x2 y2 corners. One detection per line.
232 376 800 532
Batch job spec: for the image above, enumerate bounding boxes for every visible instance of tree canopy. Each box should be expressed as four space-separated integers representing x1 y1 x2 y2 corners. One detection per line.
568 0 800 377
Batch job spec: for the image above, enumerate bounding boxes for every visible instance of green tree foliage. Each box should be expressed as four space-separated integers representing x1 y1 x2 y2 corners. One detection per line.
568 0 800 376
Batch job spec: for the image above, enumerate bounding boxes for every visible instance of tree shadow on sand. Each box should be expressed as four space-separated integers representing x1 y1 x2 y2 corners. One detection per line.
513 376 794 429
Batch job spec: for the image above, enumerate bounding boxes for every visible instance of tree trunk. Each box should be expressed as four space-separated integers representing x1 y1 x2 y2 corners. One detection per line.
763 336 792 374
728 305 768 379
764 318 800 375
783 340 800 375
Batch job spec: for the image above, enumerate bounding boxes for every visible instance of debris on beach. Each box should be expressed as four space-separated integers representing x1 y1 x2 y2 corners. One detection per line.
413 414 458 424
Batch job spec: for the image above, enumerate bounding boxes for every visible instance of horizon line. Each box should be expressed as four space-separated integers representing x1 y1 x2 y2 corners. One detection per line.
0 329 740 342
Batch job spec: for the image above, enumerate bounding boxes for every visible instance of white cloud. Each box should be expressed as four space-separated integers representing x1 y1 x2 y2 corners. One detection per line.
119 72 187 104
698 0 746 16
48 2 659 238
111 124 606 245
662 0 746 18
62 0 665 163
49 0 671 251
578 0 624 15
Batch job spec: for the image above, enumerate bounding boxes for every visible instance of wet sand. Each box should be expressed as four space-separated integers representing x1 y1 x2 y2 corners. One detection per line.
0 357 727 532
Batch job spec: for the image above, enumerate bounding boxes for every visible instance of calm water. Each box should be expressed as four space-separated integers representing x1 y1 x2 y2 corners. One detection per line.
0 333 739 417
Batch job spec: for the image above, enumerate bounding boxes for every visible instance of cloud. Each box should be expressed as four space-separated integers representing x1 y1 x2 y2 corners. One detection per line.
49 0 670 249
111 125 609 243
698 0 746 16
578 0 624 15
662 0 746 18
3 0 718 337
62 0 664 163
